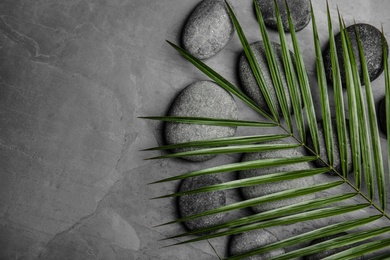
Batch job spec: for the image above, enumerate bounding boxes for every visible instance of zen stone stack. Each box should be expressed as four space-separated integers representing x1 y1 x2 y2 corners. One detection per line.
164 80 238 162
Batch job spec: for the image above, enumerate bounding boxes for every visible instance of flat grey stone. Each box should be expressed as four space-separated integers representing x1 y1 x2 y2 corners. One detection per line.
255 0 311 32
379 97 388 137
182 0 234 59
238 41 301 117
305 118 352 175
304 232 363 260
164 80 238 162
238 140 316 213
178 175 227 232
323 23 388 86
229 229 285 260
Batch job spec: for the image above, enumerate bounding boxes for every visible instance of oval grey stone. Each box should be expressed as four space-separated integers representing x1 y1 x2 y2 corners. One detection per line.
238 140 316 213
182 0 234 59
164 80 238 162
178 175 227 232
255 0 311 32
229 229 285 260
323 23 388 86
305 118 353 175
304 232 363 260
238 41 301 117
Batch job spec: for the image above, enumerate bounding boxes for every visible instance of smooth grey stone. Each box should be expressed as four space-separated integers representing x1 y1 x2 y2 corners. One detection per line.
255 0 311 32
379 97 387 136
229 229 285 260
182 0 234 59
305 118 352 175
178 175 227 232
238 140 316 213
164 80 238 162
323 23 388 86
304 232 363 260
238 41 301 117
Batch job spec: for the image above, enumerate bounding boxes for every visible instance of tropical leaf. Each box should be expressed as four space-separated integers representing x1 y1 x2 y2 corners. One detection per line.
144 0 390 258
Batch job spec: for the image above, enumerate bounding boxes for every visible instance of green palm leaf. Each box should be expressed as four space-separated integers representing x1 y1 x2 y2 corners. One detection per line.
144 0 390 258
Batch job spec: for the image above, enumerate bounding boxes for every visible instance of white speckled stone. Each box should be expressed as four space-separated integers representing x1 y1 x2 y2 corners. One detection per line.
323 23 388 86
238 41 301 117
164 80 238 161
229 229 285 259
178 175 227 231
182 0 234 59
238 140 316 213
256 0 311 32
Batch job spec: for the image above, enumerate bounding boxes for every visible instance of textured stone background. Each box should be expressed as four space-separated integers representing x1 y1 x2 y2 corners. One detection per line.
0 0 390 259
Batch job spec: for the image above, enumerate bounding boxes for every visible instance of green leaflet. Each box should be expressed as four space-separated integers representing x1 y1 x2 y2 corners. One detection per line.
142 134 289 151
355 24 386 210
150 156 317 185
310 2 334 167
338 14 361 188
327 4 348 178
165 41 273 120
140 116 276 127
146 143 301 160
287 2 320 153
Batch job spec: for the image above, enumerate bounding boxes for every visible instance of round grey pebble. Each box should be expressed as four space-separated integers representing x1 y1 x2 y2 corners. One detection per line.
323 23 388 86
238 140 316 213
238 41 301 117
379 97 387 137
255 0 311 32
178 175 227 232
182 0 234 59
229 229 285 260
164 80 238 162
304 232 363 260
305 118 352 176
